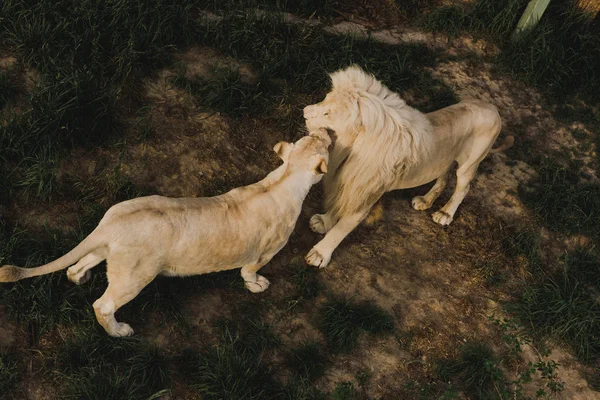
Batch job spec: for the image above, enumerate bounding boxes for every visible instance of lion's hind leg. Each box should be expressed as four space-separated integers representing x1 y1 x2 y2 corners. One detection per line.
432 163 478 226
67 251 105 285
412 170 450 211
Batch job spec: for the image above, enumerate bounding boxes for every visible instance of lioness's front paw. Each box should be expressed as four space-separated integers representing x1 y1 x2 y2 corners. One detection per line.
111 323 134 337
245 275 270 293
309 214 329 234
305 247 331 268
432 210 453 226
67 269 92 285
411 196 431 211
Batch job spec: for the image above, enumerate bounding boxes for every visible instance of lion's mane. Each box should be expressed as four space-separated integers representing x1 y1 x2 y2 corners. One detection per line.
323 66 433 221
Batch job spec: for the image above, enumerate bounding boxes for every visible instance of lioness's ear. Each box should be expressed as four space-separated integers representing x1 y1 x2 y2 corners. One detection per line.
314 156 327 174
273 141 293 161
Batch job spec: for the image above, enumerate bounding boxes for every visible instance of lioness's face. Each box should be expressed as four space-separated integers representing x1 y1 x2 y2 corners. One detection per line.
275 129 330 183
303 91 359 134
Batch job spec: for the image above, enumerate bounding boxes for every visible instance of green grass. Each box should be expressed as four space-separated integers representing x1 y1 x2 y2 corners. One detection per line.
436 341 507 400
287 341 327 381
173 64 281 117
55 328 171 400
202 0 341 17
0 70 19 109
0 2 458 199
179 321 281 400
0 221 105 341
319 297 394 354
199 10 458 112
519 158 600 238
512 249 600 363
331 381 357 400
292 261 322 300
501 225 541 268
0 352 19 395
0 0 198 198
395 0 437 19
424 0 600 105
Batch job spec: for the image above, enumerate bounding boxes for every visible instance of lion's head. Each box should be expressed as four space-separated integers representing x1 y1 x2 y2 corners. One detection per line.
303 65 408 140
303 90 360 134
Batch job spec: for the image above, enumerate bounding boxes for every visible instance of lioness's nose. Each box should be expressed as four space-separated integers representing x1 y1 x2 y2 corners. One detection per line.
303 105 315 119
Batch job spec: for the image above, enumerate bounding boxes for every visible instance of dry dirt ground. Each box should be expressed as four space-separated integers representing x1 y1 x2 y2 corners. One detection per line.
1 6 599 400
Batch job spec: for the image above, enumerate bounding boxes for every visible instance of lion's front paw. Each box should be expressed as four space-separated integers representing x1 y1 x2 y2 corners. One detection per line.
67 269 92 285
111 323 134 337
245 275 270 293
411 196 431 211
432 210 453 226
309 214 330 234
305 247 331 268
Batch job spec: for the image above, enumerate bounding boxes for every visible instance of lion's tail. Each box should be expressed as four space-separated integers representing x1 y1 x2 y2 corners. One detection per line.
489 135 514 154
0 227 106 283
364 202 384 226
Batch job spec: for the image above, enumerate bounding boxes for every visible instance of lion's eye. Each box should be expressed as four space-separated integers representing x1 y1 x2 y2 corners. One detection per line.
324 112 329 116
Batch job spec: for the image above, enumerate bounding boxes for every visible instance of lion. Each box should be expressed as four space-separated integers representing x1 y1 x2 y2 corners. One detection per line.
0 129 331 337
303 65 513 268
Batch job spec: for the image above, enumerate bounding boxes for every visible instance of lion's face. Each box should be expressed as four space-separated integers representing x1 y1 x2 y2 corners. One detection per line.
303 91 359 134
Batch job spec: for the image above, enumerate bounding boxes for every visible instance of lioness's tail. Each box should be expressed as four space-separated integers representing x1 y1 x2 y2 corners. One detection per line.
489 135 515 154
0 228 106 283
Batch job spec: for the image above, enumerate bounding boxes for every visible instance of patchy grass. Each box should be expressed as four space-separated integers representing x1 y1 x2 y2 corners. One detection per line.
199 10 458 111
0 70 19 109
55 328 171 400
287 341 327 381
501 225 541 269
0 222 103 341
0 352 19 395
331 381 357 400
179 325 281 399
292 261 322 300
0 0 198 197
424 0 600 104
319 297 394 353
203 0 341 17
173 65 280 117
512 249 600 363
436 341 507 400
519 158 600 238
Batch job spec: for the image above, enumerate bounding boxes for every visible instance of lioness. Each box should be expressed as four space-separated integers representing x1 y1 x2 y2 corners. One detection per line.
0 129 331 337
304 65 513 268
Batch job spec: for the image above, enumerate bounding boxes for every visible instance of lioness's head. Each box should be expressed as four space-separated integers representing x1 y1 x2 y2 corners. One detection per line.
273 128 330 183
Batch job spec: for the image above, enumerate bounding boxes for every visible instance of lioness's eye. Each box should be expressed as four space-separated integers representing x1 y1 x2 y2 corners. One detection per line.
324 112 329 116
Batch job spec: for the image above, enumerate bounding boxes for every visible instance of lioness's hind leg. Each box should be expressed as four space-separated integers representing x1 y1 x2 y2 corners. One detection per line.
432 164 478 226
241 264 270 293
309 213 333 234
412 170 449 211
67 252 105 285
93 259 159 337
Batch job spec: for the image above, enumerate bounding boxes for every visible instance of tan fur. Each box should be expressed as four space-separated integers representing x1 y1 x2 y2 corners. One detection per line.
0 129 331 337
364 202 384 226
303 65 509 268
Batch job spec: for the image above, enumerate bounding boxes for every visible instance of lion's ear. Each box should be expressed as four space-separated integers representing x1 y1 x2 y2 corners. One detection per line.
273 141 293 161
314 156 328 174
